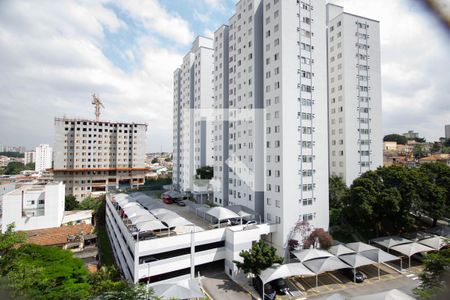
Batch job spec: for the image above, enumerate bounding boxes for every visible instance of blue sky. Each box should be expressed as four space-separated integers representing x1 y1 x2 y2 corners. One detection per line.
0 0 449 152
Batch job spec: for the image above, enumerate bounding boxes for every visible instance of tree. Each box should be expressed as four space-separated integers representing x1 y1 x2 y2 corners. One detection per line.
2 244 91 300
79 196 102 211
151 158 158 164
383 134 407 145
419 162 450 216
414 249 450 299
412 137 426 143
413 144 429 158
0 224 26 257
329 176 348 209
65 195 79 211
303 228 333 249
4 161 27 175
196 166 213 180
233 240 283 276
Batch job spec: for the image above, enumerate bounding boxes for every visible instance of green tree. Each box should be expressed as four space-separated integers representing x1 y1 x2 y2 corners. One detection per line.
419 162 450 216
0 224 26 257
151 158 158 164
412 137 426 143
4 161 26 175
79 196 102 211
196 166 214 180
413 144 429 158
414 249 450 299
65 195 79 211
383 134 407 145
329 176 348 209
233 240 283 276
2 244 91 300
0 152 24 158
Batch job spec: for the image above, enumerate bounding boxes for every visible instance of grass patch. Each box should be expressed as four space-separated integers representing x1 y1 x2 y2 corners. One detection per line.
97 225 115 267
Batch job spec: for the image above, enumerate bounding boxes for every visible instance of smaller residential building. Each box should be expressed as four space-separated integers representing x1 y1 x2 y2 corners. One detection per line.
403 130 419 140
1 182 65 232
35 144 53 173
24 151 36 164
383 141 398 152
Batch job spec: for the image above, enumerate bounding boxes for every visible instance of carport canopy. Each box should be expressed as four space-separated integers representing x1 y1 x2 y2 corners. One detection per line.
351 288 415 300
359 248 399 263
259 263 315 284
371 236 413 249
346 242 377 253
302 256 350 274
338 253 377 268
205 207 240 221
129 214 157 225
390 242 435 257
419 236 448 250
292 248 334 263
328 244 355 256
135 220 167 232
225 205 257 218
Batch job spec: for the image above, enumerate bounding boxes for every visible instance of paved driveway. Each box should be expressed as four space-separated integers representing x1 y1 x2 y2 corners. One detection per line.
202 272 256 300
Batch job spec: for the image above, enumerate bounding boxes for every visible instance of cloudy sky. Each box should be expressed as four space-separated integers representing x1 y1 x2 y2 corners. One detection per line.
0 0 449 152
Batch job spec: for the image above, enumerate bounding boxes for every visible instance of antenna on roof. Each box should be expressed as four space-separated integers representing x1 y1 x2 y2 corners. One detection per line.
91 93 105 121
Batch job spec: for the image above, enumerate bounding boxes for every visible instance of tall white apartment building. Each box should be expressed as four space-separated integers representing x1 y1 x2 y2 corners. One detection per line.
226 0 265 215
173 37 214 195
327 4 382 185
262 0 329 253
24 151 36 165
53 118 147 200
209 0 329 254
35 144 53 173
212 25 230 206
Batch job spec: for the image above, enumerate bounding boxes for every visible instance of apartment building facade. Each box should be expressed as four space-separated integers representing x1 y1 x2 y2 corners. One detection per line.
327 4 382 185
35 144 53 173
24 151 36 165
53 117 147 200
212 25 230 206
173 37 214 195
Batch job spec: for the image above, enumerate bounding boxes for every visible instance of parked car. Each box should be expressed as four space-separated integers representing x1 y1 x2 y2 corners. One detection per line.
270 278 290 295
162 195 173 204
253 276 276 300
340 268 364 283
211 219 231 228
176 201 186 207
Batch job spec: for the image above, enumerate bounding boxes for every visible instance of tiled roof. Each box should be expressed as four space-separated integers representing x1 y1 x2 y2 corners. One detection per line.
25 224 94 246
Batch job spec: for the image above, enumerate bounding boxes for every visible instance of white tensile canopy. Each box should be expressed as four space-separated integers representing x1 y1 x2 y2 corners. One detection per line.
390 242 435 268
346 242 377 253
328 244 355 256
206 207 240 221
151 278 204 299
338 253 376 268
359 248 400 279
292 248 334 263
123 205 146 215
135 220 167 232
226 205 257 218
158 213 192 228
125 209 149 219
427 225 450 238
351 288 415 300
419 236 448 250
122 202 141 209
149 208 172 217
303 257 350 287
370 236 413 249
259 263 315 284
129 214 157 225
117 197 134 206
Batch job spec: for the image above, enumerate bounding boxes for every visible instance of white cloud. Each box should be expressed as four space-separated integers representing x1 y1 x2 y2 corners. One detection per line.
114 0 194 46
0 0 187 152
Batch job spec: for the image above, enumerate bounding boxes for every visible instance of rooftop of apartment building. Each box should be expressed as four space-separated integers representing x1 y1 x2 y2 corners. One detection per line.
6 181 61 195
109 192 261 240
25 223 94 246
54 116 148 127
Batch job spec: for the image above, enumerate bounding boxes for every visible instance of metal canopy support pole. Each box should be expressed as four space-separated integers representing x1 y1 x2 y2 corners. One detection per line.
378 263 381 280
190 227 195 278
400 258 403 272
316 275 318 288
354 268 356 283
409 256 411 269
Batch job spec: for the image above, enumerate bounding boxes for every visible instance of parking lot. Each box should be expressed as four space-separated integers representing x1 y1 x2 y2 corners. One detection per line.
274 263 407 299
